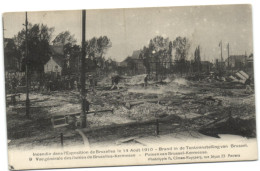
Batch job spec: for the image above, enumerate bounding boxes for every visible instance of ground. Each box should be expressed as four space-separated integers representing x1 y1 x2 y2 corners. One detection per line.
6 75 256 149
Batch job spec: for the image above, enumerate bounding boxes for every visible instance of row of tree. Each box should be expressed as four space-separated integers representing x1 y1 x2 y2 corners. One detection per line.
138 36 192 76
5 23 114 77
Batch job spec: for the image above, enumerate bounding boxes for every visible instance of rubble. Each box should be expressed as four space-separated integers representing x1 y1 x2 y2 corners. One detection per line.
6 72 256 148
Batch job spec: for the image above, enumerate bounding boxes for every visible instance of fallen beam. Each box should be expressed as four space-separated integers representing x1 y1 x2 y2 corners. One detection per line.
125 99 160 109
53 109 114 117
13 105 60 110
235 72 247 81
115 136 140 145
6 93 22 98
239 70 249 79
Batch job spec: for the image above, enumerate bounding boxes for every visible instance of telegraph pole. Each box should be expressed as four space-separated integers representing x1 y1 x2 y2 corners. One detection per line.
2 18 5 37
220 41 223 62
227 43 230 69
25 12 30 118
219 40 223 73
80 9 87 128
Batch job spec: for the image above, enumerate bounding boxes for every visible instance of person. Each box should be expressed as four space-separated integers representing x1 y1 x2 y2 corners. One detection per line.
74 80 78 91
10 76 17 105
111 75 121 90
85 100 90 113
48 79 53 91
144 74 148 87
89 75 95 92
10 76 17 93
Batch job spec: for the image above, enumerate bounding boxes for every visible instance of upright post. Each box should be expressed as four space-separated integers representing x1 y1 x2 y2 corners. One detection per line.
227 43 230 69
25 12 30 118
155 119 159 135
60 133 64 147
220 41 223 62
80 10 87 128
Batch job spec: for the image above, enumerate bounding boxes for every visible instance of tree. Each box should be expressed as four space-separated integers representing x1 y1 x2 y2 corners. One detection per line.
86 36 112 58
140 36 172 78
194 45 201 72
53 31 80 75
4 38 20 71
85 36 112 72
65 43 81 73
14 23 54 73
172 37 190 75
168 41 173 63
172 36 190 61
52 31 76 46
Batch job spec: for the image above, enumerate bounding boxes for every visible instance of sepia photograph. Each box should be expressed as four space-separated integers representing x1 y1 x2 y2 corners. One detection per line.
1 2 258 170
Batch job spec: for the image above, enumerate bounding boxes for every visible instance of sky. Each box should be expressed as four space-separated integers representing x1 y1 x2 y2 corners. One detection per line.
3 4 253 62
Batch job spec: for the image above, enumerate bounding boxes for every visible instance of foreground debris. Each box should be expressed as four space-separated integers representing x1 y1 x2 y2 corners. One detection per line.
6 74 255 149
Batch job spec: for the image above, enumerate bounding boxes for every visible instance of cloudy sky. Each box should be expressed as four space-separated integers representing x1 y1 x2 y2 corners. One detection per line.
3 4 253 62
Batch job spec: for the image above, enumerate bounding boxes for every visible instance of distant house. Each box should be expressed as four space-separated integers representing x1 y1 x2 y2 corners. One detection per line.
44 45 64 76
44 56 63 75
201 61 213 73
118 50 146 75
247 53 253 68
225 55 246 69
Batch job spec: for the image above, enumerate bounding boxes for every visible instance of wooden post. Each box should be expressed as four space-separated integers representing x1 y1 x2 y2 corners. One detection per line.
25 12 30 118
155 119 159 135
60 133 64 147
80 9 87 128
227 43 230 69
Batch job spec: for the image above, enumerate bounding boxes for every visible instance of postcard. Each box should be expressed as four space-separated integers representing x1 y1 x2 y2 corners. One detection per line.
2 4 257 170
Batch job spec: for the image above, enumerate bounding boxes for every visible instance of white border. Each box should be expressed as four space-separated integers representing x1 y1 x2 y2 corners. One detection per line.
0 0 259 171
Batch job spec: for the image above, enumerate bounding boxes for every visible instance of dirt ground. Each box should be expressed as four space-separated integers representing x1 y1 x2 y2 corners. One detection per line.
6 75 256 149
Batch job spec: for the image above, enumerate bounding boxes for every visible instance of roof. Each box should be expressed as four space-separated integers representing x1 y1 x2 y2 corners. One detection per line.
131 50 142 59
45 56 64 68
4 38 15 48
118 50 142 66
50 45 64 55
225 55 246 63
47 45 64 67
201 61 213 65
52 56 64 67
248 54 253 62
117 60 128 67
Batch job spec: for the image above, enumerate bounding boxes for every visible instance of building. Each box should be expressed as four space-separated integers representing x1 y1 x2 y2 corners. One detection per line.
225 55 247 69
201 61 213 73
44 45 64 76
118 50 146 75
247 53 253 68
44 56 63 76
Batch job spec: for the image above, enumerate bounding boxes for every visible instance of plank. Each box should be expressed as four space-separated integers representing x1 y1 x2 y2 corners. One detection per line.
53 123 69 128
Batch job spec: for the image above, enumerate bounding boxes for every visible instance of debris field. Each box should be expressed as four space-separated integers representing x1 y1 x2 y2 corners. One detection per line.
6 74 256 148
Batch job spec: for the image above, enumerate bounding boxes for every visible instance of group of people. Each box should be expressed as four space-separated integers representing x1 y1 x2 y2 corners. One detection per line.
110 74 149 90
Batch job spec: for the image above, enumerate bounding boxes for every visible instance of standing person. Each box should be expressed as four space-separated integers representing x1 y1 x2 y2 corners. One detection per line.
111 75 121 90
85 100 90 113
144 74 148 87
10 76 17 105
48 79 53 91
74 79 78 91
11 76 17 93
88 75 95 93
